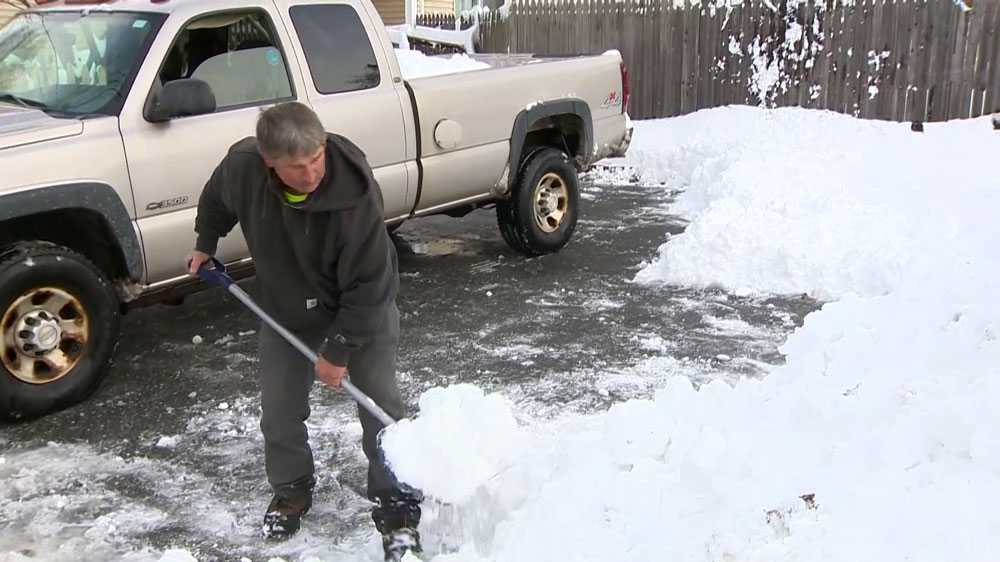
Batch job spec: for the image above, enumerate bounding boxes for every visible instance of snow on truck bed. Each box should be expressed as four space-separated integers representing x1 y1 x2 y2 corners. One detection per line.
394 49 491 79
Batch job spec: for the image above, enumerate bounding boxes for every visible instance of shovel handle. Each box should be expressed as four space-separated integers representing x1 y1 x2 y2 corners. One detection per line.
197 258 397 428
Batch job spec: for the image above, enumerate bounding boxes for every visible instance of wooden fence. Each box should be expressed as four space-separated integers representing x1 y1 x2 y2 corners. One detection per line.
421 0 1000 122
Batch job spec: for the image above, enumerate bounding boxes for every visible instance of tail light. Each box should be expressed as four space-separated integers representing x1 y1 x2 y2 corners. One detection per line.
619 62 630 115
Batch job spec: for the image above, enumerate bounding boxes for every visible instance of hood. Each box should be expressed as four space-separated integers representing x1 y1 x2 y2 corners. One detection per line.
0 104 84 151
266 134 375 212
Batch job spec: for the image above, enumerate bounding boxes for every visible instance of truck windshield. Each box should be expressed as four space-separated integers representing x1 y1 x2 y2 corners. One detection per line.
0 11 164 117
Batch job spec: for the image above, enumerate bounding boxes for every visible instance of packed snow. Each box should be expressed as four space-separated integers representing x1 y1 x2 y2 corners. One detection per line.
394 49 490 80
381 385 522 504
378 107 1000 562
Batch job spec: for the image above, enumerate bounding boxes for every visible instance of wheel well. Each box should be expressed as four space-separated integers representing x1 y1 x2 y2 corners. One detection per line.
0 210 130 281
523 113 586 167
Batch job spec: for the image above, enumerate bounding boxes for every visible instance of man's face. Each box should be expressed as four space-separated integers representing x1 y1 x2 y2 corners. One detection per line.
264 146 326 194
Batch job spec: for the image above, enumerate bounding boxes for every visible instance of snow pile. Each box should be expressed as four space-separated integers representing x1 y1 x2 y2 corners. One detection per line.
381 384 524 504
394 49 490 80
628 106 1000 300
380 107 1000 562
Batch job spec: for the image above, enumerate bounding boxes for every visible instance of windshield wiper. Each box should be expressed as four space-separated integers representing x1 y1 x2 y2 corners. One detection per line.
0 93 50 111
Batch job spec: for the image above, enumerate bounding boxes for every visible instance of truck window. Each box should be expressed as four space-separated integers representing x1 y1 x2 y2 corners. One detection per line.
288 5 380 95
157 10 293 111
0 11 163 117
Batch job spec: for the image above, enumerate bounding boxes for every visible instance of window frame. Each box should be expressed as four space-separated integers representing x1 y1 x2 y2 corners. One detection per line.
288 3 382 96
142 7 297 122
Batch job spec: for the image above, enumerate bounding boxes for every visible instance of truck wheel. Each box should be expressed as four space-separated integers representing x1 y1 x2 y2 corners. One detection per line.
0 242 120 421
497 148 580 256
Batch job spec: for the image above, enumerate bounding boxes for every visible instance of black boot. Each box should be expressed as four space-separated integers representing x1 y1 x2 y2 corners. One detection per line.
373 493 422 561
262 492 312 539
262 475 315 540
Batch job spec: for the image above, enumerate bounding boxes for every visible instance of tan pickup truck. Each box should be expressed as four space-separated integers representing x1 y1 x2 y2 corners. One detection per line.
0 0 632 419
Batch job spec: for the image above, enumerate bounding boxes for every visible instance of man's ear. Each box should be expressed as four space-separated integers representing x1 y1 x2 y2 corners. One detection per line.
258 148 275 168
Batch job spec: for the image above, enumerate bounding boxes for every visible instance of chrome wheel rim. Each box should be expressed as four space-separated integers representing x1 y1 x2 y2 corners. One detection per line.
1 287 89 384
533 173 569 233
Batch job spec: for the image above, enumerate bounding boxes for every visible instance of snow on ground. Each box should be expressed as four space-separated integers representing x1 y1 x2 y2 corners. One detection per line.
5 106 994 561
394 49 490 80
381 107 1000 562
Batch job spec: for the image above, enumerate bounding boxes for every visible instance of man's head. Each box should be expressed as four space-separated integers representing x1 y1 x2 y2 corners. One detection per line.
257 102 327 193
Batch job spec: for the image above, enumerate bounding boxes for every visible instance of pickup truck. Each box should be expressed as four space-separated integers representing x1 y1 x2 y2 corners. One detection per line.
0 0 632 420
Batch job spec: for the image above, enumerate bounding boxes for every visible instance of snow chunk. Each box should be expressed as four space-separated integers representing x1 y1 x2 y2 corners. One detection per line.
155 435 180 449
158 550 198 562
381 384 524 503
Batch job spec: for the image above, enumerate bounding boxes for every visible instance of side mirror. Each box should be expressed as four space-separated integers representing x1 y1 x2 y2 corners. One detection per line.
146 78 216 123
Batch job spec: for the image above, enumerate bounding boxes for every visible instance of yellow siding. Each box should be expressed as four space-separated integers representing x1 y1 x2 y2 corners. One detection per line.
422 0 454 15
372 0 405 25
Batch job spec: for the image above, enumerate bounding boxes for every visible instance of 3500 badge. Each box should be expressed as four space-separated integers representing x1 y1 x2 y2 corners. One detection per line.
145 196 189 211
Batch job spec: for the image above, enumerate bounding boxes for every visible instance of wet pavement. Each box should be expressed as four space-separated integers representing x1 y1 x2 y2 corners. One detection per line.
0 171 818 561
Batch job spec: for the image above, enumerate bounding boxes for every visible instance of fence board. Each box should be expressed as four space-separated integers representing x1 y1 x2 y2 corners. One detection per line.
814 6 833 110
985 1 1000 114
795 2 813 109
846 3 864 115
971 1 996 116
679 7 695 114
948 10 972 118
930 0 957 119
963 8 979 117
650 2 664 117
903 0 925 120
878 0 899 120
732 5 744 106
862 0 881 118
649 1 662 117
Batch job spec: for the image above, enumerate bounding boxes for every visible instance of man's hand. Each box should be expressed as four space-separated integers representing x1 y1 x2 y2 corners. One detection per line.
187 250 212 275
315 357 347 388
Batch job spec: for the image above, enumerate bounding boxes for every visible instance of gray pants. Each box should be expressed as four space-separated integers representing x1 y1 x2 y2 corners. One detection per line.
257 303 405 501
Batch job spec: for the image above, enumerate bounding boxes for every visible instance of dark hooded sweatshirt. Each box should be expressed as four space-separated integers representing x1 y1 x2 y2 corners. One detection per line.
193 133 398 367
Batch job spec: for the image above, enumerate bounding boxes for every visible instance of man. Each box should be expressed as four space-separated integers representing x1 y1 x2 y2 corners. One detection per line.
187 102 421 560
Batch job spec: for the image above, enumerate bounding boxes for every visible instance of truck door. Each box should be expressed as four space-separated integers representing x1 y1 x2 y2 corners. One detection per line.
278 0 413 222
119 3 305 285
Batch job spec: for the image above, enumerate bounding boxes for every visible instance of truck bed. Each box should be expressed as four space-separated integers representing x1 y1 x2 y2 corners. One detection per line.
400 49 630 214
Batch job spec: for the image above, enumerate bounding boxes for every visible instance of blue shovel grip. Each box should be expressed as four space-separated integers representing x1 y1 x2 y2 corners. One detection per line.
196 257 235 289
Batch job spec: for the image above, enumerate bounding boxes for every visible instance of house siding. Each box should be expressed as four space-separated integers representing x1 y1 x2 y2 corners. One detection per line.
422 0 454 15
372 0 405 24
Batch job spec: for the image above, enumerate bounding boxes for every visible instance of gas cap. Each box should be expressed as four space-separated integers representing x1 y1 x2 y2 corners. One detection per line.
434 119 463 150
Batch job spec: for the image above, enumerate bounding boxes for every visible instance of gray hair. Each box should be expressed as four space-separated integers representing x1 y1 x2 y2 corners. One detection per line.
256 102 326 160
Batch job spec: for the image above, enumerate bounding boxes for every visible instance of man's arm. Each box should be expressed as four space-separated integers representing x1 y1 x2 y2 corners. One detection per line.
318 187 396 367
189 157 239 270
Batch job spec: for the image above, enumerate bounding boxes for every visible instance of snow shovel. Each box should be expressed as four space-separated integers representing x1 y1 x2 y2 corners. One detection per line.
195 257 397 427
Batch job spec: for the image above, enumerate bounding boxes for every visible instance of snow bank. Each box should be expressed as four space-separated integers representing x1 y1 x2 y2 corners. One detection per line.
628 106 1000 299
381 107 1000 562
394 49 490 80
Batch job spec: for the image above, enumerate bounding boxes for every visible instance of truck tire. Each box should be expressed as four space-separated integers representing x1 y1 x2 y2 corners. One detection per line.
0 242 120 421
497 148 580 256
